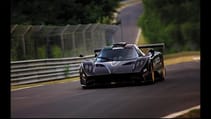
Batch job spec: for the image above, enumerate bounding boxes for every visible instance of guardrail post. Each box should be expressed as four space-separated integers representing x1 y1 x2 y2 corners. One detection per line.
61 24 70 57
34 25 44 59
46 28 54 58
82 24 91 54
72 24 81 53
91 23 99 50
11 24 18 34
22 25 32 59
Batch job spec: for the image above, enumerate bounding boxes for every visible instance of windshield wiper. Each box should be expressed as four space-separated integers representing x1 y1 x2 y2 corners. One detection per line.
97 56 113 61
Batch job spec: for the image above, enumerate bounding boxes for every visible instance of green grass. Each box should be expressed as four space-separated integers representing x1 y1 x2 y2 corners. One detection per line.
137 31 148 45
164 51 200 59
164 52 200 65
11 77 79 91
176 109 200 118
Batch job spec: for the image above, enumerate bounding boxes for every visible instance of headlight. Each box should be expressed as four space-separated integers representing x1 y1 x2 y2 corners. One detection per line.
83 64 93 73
143 68 147 72
82 73 86 78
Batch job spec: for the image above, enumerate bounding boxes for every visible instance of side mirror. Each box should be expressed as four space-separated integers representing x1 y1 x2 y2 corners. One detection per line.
148 49 155 56
79 54 84 57
115 19 121 25
94 48 101 57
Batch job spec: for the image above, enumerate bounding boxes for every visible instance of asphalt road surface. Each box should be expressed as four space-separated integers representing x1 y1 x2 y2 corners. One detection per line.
113 2 143 43
11 61 200 118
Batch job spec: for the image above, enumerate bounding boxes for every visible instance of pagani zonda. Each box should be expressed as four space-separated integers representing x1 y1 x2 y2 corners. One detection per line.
79 42 166 88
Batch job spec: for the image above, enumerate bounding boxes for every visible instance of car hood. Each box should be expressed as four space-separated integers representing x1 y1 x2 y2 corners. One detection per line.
91 59 138 75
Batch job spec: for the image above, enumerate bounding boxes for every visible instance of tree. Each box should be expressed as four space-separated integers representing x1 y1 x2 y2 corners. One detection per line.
11 0 120 25
138 0 200 53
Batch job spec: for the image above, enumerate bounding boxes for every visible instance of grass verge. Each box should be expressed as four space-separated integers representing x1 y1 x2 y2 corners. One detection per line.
176 109 200 118
137 30 148 45
164 51 200 65
11 77 79 91
164 51 200 59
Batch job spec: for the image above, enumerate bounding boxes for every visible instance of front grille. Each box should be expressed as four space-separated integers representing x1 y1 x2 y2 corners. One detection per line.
87 73 143 84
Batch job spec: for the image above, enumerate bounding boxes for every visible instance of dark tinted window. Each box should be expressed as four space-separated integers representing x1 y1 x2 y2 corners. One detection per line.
96 47 139 62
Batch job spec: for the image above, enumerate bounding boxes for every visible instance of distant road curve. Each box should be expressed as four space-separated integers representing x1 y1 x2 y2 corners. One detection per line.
113 1 143 43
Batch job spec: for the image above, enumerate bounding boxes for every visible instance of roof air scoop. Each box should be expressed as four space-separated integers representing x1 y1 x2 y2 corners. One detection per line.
112 42 127 47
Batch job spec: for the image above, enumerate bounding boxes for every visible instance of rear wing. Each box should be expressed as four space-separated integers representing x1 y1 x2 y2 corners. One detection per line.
138 43 165 53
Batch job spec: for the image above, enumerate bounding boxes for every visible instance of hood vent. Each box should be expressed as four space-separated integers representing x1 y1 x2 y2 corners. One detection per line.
96 64 105 67
123 62 135 66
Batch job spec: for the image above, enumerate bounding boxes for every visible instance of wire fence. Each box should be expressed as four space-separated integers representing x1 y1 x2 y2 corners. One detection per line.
11 24 119 61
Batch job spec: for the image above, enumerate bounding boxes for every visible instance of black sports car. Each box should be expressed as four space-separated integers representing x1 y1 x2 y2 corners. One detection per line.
79 42 166 88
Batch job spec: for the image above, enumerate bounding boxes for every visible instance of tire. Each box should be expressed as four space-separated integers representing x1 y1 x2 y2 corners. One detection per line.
81 82 93 89
82 85 89 89
80 72 92 89
81 81 96 89
161 67 166 81
80 78 90 89
160 60 166 81
149 64 155 84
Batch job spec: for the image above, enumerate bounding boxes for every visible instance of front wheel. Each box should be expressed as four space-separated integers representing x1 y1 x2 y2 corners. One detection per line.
81 85 90 89
80 78 90 89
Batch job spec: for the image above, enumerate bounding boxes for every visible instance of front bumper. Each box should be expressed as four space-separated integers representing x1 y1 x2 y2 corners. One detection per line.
80 71 151 85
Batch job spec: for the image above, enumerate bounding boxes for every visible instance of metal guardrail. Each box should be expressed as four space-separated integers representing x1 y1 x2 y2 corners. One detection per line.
11 55 95 85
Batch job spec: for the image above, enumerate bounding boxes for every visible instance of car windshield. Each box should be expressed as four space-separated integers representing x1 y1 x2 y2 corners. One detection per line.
96 47 139 62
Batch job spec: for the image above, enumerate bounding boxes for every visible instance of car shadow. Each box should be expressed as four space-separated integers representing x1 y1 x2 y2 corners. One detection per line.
81 81 163 90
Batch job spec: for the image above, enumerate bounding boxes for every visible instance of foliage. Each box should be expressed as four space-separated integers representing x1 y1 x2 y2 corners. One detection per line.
11 39 19 61
138 0 200 53
64 65 70 77
97 16 111 24
11 0 120 25
37 46 47 59
11 38 24 61
51 45 62 58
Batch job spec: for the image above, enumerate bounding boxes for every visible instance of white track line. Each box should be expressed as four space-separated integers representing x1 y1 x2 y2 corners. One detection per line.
193 56 200 61
11 84 44 91
72 79 79 82
12 80 79 91
135 28 141 44
162 105 200 118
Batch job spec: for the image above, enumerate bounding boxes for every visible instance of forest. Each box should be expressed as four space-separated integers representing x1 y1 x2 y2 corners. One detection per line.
138 0 200 53
11 0 120 25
